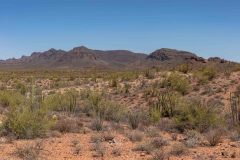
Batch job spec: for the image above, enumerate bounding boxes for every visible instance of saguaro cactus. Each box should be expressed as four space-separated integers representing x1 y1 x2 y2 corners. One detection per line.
230 92 240 125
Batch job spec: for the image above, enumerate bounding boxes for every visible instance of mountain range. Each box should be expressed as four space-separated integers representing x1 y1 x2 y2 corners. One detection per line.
0 46 229 70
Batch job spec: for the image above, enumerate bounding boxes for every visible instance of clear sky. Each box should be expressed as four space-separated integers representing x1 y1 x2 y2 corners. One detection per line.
0 0 240 62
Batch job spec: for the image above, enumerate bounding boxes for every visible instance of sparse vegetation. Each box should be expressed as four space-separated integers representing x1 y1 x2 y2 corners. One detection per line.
128 111 142 129
128 130 144 142
150 136 168 149
0 63 238 159
14 142 43 160
170 143 188 156
205 129 224 146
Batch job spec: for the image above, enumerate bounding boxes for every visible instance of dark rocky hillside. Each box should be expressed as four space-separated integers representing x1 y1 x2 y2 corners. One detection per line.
0 46 230 70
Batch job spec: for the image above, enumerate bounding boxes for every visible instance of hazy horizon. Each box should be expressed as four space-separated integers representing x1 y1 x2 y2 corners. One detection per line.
1 0 240 62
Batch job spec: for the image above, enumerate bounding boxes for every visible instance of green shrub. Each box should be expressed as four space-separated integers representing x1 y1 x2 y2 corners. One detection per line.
102 101 127 122
3 104 54 139
83 90 127 122
149 107 161 123
0 90 24 107
195 67 217 84
83 90 105 118
149 91 179 119
15 82 27 95
2 86 54 139
178 63 189 74
43 89 78 112
174 100 223 133
162 73 190 95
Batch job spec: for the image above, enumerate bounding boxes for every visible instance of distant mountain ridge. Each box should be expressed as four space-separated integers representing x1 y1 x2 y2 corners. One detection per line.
0 46 230 70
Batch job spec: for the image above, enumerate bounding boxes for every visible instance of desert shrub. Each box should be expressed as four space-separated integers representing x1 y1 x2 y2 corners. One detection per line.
205 129 224 146
43 89 78 112
157 118 176 132
90 118 104 131
83 90 105 118
149 91 179 119
0 90 24 107
149 107 161 123
174 100 223 133
128 111 142 129
150 136 168 149
71 139 81 155
160 73 190 95
178 63 189 74
112 147 122 156
145 127 160 138
133 143 153 154
152 149 169 160
110 78 118 87
170 143 187 156
14 141 43 160
184 130 202 148
3 104 54 139
128 130 144 142
91 142 106 157
167 73 190 95
235 85 240 96
83 90 127 122
195 67 216 84
102 132 115 141
53 116 83 133
122 83 131 94
2 86 54 139
90 134 103 143
229 130 240 141
144 86 159 98
15 82 27 95
145 69 155 79
102 101 127 122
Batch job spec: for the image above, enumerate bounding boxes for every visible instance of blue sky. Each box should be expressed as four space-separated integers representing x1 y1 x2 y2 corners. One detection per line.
0 0 240 62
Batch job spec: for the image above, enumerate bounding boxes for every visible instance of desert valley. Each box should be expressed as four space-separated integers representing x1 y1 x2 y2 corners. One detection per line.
0 47 239 160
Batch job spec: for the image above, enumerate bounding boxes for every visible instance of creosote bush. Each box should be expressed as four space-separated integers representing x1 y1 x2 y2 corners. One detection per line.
43 89 78 112
195 67 217 84
83 90 127 122
174 100 223 133
0 90 24 107
161 73 190 95
2 85 54 139
178 63 189 74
